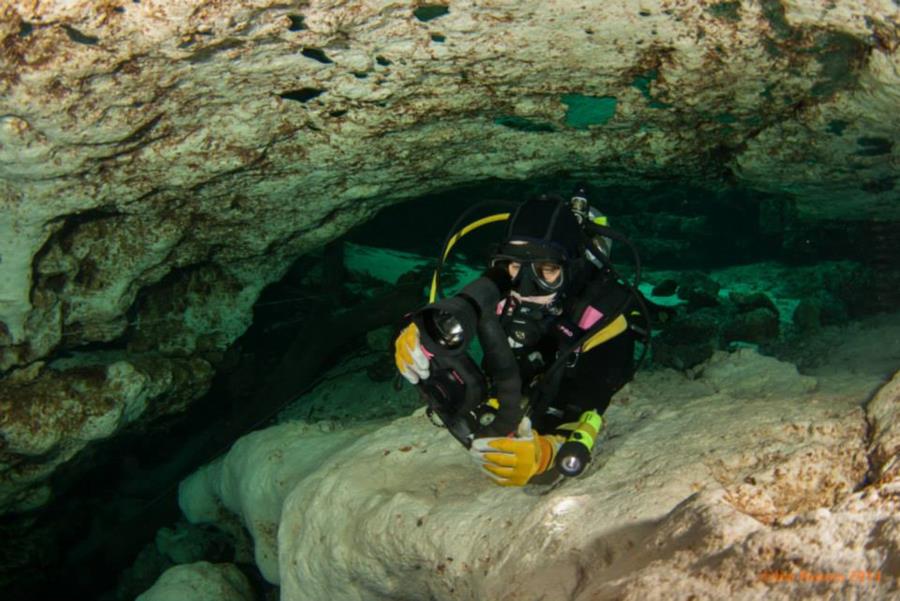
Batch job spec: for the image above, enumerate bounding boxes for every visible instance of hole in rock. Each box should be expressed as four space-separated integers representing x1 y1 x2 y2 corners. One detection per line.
301 47 333 64
561 94 618 128
827 120 848 136
414 5 450 22
494 115 556 133
855 137 893 156
375 54 392 66
19 21 33 37
706 1 741 22
287 14 306 31
279 88 325 103
62 24 99 45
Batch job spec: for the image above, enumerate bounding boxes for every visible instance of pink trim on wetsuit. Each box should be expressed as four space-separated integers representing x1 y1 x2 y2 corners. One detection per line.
578 306 604 329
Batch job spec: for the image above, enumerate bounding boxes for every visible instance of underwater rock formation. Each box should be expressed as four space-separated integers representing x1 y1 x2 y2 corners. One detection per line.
868 370 900 484
1 0 899 512
0 355 212 511
179 420 382 584
177 350 898 600
135 561 254 601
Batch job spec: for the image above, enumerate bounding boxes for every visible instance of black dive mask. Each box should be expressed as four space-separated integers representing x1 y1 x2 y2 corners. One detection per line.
491 257 566 297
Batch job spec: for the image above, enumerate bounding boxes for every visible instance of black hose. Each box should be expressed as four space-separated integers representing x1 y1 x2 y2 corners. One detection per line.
584 221 643 288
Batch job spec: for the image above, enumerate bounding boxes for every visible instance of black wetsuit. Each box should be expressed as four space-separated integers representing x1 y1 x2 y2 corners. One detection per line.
498 268 643 435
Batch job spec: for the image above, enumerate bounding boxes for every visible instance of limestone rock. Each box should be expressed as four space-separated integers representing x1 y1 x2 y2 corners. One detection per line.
179 420 381 583
135 562 254 601
575 483 899 601
729 291 780 317
651 309 720 370
271 351 882 600
1 0 897 359
697 348 818 399
867 370 900 484
178 348 889 600
793 298 823 333
723 306 781 344
0 356 212 512
677 273 722 310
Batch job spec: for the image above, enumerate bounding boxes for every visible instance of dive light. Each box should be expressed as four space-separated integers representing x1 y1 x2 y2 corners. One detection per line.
414 267 523 444
555 410 602 478
417 267 512 355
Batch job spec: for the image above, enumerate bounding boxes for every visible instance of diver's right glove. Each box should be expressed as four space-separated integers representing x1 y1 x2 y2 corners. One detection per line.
394 322 431 384
470 417 564 486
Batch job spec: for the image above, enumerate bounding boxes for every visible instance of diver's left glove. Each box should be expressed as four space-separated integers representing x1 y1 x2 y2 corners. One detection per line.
470 418 564 487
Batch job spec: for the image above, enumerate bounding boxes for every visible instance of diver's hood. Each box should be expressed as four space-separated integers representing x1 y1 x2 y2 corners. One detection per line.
493 195 584 263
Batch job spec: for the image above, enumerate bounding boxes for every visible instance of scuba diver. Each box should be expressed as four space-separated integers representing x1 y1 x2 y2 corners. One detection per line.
394 187 650 487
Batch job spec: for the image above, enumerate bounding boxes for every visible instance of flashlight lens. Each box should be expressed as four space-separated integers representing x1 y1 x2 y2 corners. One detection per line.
560 455 583 476
434 311 464 349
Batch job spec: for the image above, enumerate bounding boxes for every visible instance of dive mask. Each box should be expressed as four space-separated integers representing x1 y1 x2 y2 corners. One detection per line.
491 258 565 295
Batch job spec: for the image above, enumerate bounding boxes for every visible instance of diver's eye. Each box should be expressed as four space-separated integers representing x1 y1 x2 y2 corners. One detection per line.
535 261 562 284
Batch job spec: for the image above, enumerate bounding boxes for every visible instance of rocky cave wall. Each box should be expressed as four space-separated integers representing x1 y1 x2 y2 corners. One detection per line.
1 0 899 514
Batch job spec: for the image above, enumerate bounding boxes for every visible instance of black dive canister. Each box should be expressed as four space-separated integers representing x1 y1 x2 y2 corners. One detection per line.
555 410 603 477
414 268 522 445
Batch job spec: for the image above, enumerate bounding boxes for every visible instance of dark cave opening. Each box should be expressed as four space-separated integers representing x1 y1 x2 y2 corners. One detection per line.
347 176 872 270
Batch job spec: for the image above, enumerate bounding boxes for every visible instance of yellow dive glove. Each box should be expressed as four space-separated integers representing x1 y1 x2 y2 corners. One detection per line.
470 417 564 486
394 322 430 384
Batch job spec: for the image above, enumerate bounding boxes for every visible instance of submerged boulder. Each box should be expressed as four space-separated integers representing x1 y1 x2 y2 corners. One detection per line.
0 357 212 512
651 308 721 369
867 370 900 484
178 350 897 600
136 562 253 601
729 291 780 317
676 273 722 310
723 306 781 344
